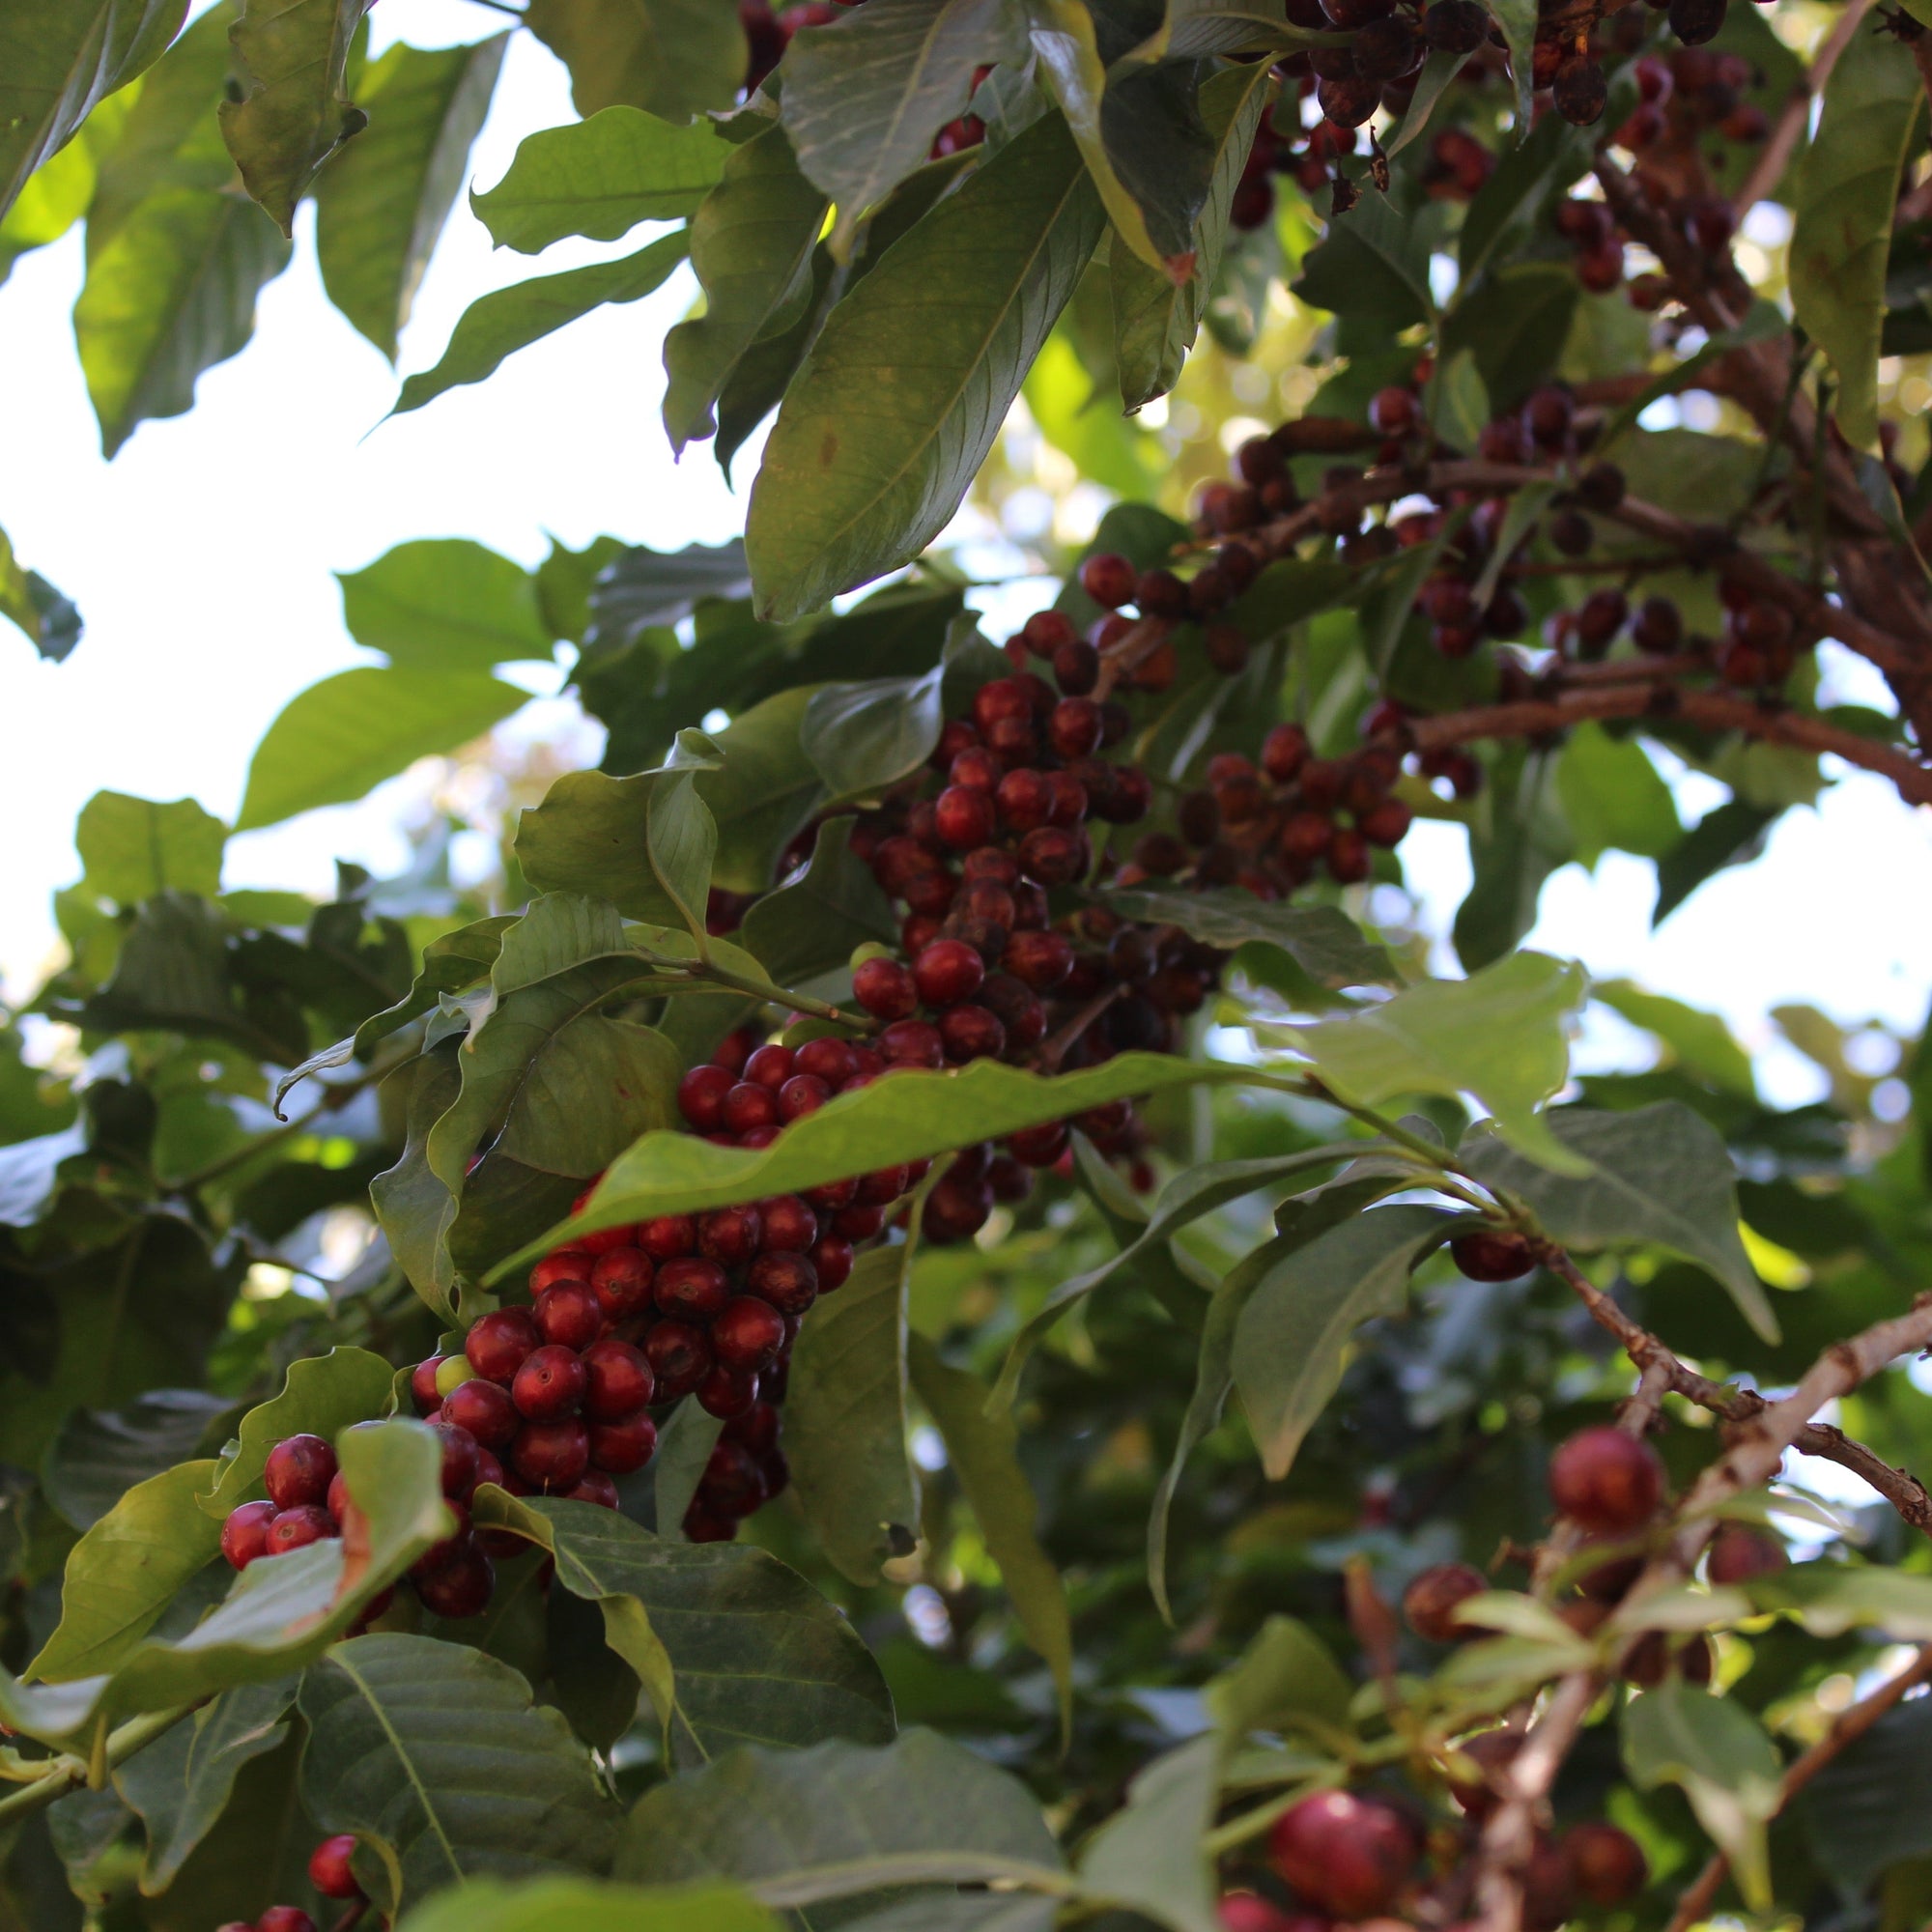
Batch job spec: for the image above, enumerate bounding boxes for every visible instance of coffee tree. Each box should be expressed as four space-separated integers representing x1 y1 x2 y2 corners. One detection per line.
5 0 1932 1927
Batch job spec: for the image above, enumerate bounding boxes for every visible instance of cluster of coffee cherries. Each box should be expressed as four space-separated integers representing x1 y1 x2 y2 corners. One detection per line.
1614 43 1767 168
219 1837 364 1932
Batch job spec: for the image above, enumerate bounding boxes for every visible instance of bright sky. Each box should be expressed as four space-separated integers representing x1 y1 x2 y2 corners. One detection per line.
3 1 1928 1110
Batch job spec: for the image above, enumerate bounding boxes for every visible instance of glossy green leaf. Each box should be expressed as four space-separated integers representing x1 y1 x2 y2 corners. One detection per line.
349 914 512 1059
313 34 506 356
1451 745 1568 971
662 125 830 454
492 1053 1254 1278
474 103 729 252
1233 1204 1452 1479
115 1677 297 1891
586 539 754 644
786 1247 918 1584
0 525 83 660
42 1390 232 1531
781 0 1027 257
338 538 550 669
1789 24 1925 449
1104 886 1394 989
739 818 896 986
0 0 186 221
1283 951 1589 1174
1554 723 1680 868
525 0 747 124
746 108 1104 621
646 739 722 945
473 1491 897 1760
1622 1682 1781 1909
298 1632 620 1915
1482 0 1535 130
908 1334 1072 1737
614 1730 1065 1901
1459 1101 1776 1341
1293 185 1432 330
1077 1733 1220 1932
1 125 99 281
234 667 528 830
74 790 226 905
396 233 690 415
371 1044 464 1318
397 1879 782 1932
1112 59 1270 410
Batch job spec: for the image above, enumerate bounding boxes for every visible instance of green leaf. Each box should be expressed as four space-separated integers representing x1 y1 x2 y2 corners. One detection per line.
492 1052 1254 1278
614 1730 1066 1901
1112 60 1271 411
782 0 1027 257
908 1334 1072 1739
1208 1614 1354 1740
785 1247 918 1585
1804 1697 1932 1897
74 790 226 905
1456 108 1588 283
298 1633 620 1915
800 668 946 797
739 818 897 985
350 913 513 1058
1284 952 1590 1174
473 1491 897 1759
0 525 82 660
396 1879 783 1932
0 0 186 222
396 234 689 415
1451 742 1566 971
115 1677 297 1891
312 34 506 357
1293 185 1433 330
525 0 747 124
1744 1561 1932 1639
371 1044 464 1319
1554 723 1680 868
473 103 730 252
1593 981 1757 1098
646 740 723 945
1652 797 1780 926
1789 23 1925 449
1385 43 1461 156
234 667 528 830
588 540 754 641
1233 1203 1451 1480
646 1397 724 1537
42 1390 232 1531
1077 1733 1220 1932
1103 887 1394 989
1622 1682 1782 1909
746 108 1104 621
1481 0 1535 131
338 537 551 669
1459 1101 1776 1341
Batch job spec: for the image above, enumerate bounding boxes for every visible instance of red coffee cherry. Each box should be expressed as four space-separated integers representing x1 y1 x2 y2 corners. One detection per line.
940 1004 1006 1062
570 1469 622 1508
511 1345 588 1422
1369 385 1419 436
466 1308 540 1385
748 1250 820 1315
853 956 919 1020
411 1356 445 1415
1262 722 1310 783
722 1080 780 1135
308 1834 363 1901
643 1321 712 1399
698 1203 763 1265
1216 1897 1312 1932
637 1213 696 1260
581 1339 655 1420
922 1173 993 1243
534 1280 604 1351
1403 1561 1488 1642
1008 1121 1070 1167
221 1499 278 1570
677 1063 733 1129
696 1364 759 1419
713 1296 788 1371
510 1417 590 1490
743 1042 795 1091
1080 552 1139 609
1548 1426 1666 1534
266 1505 332 1557
1707 1520 1787 1584
1450 1229 1536 1280
413 1541 495 1618
1004 929 1073 990
1023 609 1077 656
880 1019 945 1067
430 1421 481 1499
265 1434 337 1511
935 784 997 849
794 1037 858 1084
588 1410 659 1474
589 1246 654 1321
440 1378 519 1450
1018 826 1086 885
1269 1790 1420 1918
810 1235 856 1291
529 1250 594 1295
913 938 985 1007
655 1256 731 1321
1564 1821 1650 1906
258 1912 321 1932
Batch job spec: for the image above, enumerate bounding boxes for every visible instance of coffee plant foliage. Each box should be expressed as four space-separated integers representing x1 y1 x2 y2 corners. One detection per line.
6 0 1932 1928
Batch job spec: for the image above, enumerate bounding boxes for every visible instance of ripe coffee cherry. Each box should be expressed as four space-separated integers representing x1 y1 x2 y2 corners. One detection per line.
309 1834 362 1901
1424 0 1487 47
713 1296 787 1371
940 1004 1006 1062
1005 929 1074 990
1262 722 1310 782
1369 386 1419 437
1553 55 1606 125
1316 71 1381 125
411 1356 445 1415
265 1434 337 1511
723 1080 780 1135
529 1250 593 1295
881 1019 946 1067
656 1256 731 1321
795 1037 858 1085
637 1214 696 1260
414 1541 495 1618
589 1410 659 1474
258 1912 320 1932
996 767 1053 835
1626 1629 1714 1688
1707 1520 1787 1583
1450 1229 1535 1280
697 1364 759 1419
699 1203 763 1265
1216 1898 1310 1932
1359 797 1412 847
1669 0 1726 44
749 1250 820 1315
1018 826 1086 885
677 1063 733 1129
811 1235 856 1291
1080 552 1138 608
1564 1821 1649 1905
1548 1426 1665 1533
913 938 985 1007
570 1469 622 1508
512 1345 589 1421
1052 637 1100 695
534 1280 603 1351
221 1499 278 1570
854 956 919 1020
581 1339 654 1419
923 1174 993 1243
590 1246 654 1321
1328 825 1372 884
644 1320 712 1397
266 1505 332 1557
440 1378 518 1450
1576 586 1629 656
1403 1561 1488 1641
466 1309 540 1384
431 1421 481 1499
750 1193 811 1253
1050 696 1105 759
1269 1790 1420 1918
511 1417 590 1490
744 1042 795 1091
934 784 997 849
1023 609 1077 656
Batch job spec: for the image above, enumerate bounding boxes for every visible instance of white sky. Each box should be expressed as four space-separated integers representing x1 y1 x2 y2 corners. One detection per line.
3 1 1928 1110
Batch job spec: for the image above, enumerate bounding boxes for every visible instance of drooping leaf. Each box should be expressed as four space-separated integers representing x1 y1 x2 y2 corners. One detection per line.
1232 1204 1452 1480
908 1334 1072 1737
614 1730 1065 1901
298 1632 621 1915
41 1389 233 1530
1282 952 1590 1174
1452 743 1570 972
1789 24 1926 449
234 667 529 831
587 539 755 640
313 33 506 356
74 790 226 905
781 0 1028 257
1293 185 1433 330
337 538 551 670
1077 1733 1220 1932
0 525 83 661
473 103 730 252
1593 980 1757 1098
746 108 1104 621
1103 886 1395 989
662 125 832 455
525 0 747 124
395 1879 783 1932
1554 723 1680 868
1652 797 1780 926
738 818 897 986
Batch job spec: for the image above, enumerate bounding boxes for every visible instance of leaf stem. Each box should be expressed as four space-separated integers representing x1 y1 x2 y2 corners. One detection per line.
0 1701 198 1827
638 950 875 1032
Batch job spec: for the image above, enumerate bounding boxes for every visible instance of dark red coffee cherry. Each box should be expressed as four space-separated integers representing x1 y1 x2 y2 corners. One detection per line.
413 1541 495 1618
588 1410 659 1473
656 1256 731 1321
713 1296 788 1371
1080 552 1138 609
696 1364 759 1419
698 1203 763 1265
308 1835 363 1901
1563 1822 1650 1906
589 1246 654 1321
534 1280 603 1351
430 1421 481 1499
913 937 985 1007
1269 1790 1420 1918
265 1434 337 1511
677 1063 733 1129
466 1308 540 1385
511 1417 590 1490
1425 0 1488 49
1403 1561 1489 1641
1668 0 1726 45
1548 1426 1665 1534
440 1378 519 1450
1553 55 1606 125
266 1505 332 1557
1706 1520 1787 1583
853 956 919 1019
511 1345 588 1421
581 1339 654 1420
810 1234 855 1290
258 1912 321 1932
638 1213 696 1260
221 1499 278 1570
643 1321 712 1399
1450 1229 1536 1280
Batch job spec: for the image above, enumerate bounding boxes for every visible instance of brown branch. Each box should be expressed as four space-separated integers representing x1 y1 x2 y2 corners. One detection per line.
1470 1672 1603 1932
1663 1642 1932 1932
1733 0 1876 222
1034 982 1124 1073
